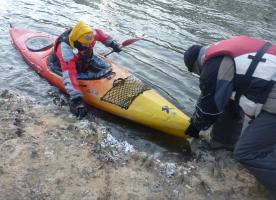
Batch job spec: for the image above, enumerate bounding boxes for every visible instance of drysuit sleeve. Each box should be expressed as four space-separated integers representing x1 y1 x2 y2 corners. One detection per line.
94 29 114 47
56 42 83 100
191 56 235 130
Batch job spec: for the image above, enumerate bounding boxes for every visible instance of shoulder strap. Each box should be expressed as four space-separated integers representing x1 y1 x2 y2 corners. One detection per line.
54 29 72 52
234 42 272 110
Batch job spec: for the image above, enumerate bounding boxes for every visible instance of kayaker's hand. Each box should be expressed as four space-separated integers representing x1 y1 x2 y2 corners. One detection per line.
70 97 87 119
109 40 122 53
185 122 200 138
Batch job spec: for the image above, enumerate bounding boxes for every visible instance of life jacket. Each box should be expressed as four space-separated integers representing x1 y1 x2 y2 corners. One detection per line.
203 35 276 118
52 29 94 72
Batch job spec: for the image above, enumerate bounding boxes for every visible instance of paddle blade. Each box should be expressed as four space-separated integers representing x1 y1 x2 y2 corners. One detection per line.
121 37 143 47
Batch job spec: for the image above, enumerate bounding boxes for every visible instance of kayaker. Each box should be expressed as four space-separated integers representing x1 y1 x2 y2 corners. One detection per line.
183 36 276 198
52 20 122 119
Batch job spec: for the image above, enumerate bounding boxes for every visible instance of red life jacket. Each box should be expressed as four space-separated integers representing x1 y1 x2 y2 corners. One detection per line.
53 29 94 72
203 35 276 64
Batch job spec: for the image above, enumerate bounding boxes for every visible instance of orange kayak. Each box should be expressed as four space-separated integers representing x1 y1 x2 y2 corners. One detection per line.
9 26 190 138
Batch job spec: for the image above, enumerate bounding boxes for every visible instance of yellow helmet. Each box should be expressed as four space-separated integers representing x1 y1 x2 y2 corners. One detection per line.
69 21 94 48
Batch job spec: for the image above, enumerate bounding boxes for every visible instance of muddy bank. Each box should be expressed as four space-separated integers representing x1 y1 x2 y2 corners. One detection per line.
0 90 269 200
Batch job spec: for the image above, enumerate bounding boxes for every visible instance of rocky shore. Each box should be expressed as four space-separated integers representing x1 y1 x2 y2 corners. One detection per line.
0 90 269 200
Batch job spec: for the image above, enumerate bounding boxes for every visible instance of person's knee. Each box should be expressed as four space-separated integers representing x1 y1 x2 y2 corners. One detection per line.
233 144 270 166
233 145 249 164
233 133 259 165
233 148 242 162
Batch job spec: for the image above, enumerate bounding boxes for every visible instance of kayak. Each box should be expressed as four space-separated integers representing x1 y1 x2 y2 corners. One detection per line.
9 26 190 138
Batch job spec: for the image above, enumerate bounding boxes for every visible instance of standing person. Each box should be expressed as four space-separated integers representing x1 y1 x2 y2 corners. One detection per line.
183 35 276 198
51 20 122 118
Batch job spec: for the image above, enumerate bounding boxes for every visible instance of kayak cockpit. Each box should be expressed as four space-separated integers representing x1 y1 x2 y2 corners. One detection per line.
47 53 114 80
26 36 54 52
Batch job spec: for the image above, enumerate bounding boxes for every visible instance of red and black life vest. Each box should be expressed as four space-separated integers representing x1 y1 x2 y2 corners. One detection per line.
53 29 93 72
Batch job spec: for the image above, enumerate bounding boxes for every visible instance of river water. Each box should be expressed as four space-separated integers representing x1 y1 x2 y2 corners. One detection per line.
0 0 276 160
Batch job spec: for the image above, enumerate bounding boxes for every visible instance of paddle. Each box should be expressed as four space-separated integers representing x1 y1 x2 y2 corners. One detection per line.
104 37 144 57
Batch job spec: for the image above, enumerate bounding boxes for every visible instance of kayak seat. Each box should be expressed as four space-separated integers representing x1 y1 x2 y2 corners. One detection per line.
26 36 54 52
47 53 114 80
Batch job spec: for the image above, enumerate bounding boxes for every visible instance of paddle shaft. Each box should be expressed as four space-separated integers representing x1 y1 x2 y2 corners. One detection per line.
104 37 143 57
104 49 115 57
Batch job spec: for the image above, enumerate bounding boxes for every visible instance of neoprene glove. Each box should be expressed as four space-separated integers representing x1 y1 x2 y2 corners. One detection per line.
69 97 87 119
186 121 200 138
109 40 122 53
